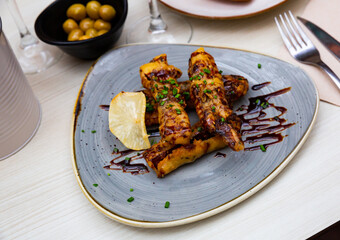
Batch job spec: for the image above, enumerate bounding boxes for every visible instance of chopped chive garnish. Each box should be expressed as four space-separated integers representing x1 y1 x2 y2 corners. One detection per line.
211 81 214 85
238 77 243 80
203 80 207 85
197 127 202 132
150 139 155 145
203 89 207 93
169 104 174 107
214 95 217 99
189 77 193 81
91 130 96 133
113 147 119 153
107 173 111 176
164 201 170 208
176 83 179 87
183 92 190 100
164 86 168 90
160 80 163 83
274 116 280 121
160 101 165 106
162 90 168 95
137 152 141 156
127 197 134 202
212 106 216 110
206 89 212 93
154 76 158 80
258 63 262 69
179 100 184 105
160 94 164 99
81 129 85 133
219 70 223 74
173 88 178 96
155 83 158 88
203 68 211 74
175 94 180 98
93 184 98 187
199 72 204 76
196 83 199 88
130 188 134 192
260 145 266 152
175 108 181 114
170 79 176 85
125 157 131 161
230 90 234 94
197 76 201 80
239 107 243 111
221 118 225 122
255 99 260 104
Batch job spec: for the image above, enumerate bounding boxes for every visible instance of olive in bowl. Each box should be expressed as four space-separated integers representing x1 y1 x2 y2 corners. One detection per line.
35 0 127 60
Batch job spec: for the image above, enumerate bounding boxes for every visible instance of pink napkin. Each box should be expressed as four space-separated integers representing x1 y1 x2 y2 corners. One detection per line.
279 0 340 106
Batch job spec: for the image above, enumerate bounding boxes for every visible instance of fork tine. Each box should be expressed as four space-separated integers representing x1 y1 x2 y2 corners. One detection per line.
288 10 313 46
279 14 300 50
275 16 295 53
284 12 305 47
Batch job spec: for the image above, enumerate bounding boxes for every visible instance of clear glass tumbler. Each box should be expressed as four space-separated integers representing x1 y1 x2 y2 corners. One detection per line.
0 17 41 160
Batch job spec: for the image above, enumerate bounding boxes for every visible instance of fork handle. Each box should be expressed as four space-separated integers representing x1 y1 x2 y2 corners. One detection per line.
316 61 340 91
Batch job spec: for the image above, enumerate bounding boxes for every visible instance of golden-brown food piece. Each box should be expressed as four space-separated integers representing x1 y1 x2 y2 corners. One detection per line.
140 54 191 145
99 5 116 21
143 75 249 126
68 29 84 41
188 48 244 151
79 18 94 32
86 1 101 19
94 19 111 31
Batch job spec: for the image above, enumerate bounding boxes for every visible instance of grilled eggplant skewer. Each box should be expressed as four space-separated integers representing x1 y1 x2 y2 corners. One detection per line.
140 54 192 145
188 47 244 151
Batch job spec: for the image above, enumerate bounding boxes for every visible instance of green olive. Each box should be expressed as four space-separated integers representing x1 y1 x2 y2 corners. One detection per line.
99 5 116 21
66 4 86 21
86 1 101 19
79 18 94 32
96 29 108 36
68 29 84 41
85 28 98 38
63 19 78 34
93 19 111 31
79 35 92 40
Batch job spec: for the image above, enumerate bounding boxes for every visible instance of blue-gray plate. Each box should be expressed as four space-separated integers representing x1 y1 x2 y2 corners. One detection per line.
72 44 318 228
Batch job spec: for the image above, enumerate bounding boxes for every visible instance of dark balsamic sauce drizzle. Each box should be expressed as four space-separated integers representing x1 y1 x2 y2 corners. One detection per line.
104 149 149 175
214 152 226 158
237 84 295 151
99 104 109 111
251 82 271 91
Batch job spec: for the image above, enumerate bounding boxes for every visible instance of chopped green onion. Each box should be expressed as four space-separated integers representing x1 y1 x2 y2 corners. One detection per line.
230 90 234 94
125 157 131 161
155 83 158 88
163 86 168 90
130 188 134 192
189 77 193 81
203 68 211 74
258 63 262 69
91 130 96 133
212 106 216 110
214 95 217 99
211 81 215 85
107 173 111 176
206 89 212 93
179 100 184 105
93 184 98 187
127 197 134 202
160 80 163 83
170 79 176 85
164 201 170 208
203 80 207 85
219 70 223 74
221 118 225 122
183 92 190 100
160 101 165 106
162 90 168 95
274 116 280 121
255 99 260 104
81 129 85 133
197 76 201 80
203 89 207 93
175 108 181 114
173 88 178 96
113 147 119 153
197 127 202 132
175 93 180 98
199 72 204 76
260 145 266 152
150 139 155 145
196 83 199 88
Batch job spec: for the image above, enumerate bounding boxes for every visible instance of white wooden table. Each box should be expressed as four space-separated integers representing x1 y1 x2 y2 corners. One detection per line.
0 0 339 239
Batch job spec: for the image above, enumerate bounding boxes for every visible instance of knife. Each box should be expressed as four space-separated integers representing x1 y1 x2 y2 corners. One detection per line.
297 16 340 61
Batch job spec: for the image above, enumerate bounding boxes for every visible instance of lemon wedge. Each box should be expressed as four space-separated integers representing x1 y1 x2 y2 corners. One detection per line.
109 91 150 150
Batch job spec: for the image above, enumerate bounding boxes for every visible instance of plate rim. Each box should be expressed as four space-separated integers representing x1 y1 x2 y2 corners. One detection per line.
71 43 319 228
158 0 287 20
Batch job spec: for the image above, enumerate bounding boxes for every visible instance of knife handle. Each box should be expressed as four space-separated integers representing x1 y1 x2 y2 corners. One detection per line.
316 61 340 91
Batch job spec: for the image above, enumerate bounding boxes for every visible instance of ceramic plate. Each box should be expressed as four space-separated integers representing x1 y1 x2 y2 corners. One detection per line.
72 44 318 228
159 0 287 19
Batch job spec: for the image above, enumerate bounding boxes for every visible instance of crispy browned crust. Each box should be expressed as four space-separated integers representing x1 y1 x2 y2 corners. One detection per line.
188 48 244 151
140 54 191 145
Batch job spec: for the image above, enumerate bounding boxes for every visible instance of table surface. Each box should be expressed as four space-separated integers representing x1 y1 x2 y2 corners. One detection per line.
1 0 339 239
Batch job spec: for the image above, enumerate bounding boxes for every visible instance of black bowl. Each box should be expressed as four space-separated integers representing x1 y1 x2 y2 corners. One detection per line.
35 0 127 60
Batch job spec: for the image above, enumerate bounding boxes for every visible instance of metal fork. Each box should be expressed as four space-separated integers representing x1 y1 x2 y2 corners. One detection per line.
275 11 340 91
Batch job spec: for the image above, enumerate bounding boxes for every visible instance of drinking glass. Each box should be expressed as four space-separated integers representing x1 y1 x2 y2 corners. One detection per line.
0 17 41 160
5 0 62 74
126 0 193 44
